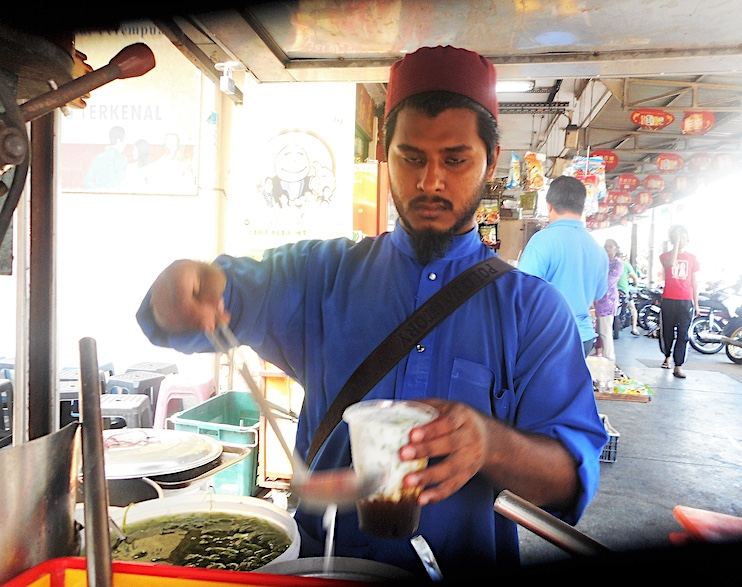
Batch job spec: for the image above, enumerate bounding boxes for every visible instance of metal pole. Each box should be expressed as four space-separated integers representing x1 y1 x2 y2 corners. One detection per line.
79 337 112 587
494 490 610 557
27 112 56 440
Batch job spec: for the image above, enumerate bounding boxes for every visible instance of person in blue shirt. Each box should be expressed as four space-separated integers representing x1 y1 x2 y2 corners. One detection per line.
136 46 608 579
518 176 609 356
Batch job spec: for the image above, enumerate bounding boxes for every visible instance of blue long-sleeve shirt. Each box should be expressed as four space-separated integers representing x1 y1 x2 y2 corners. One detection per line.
137 221 608 578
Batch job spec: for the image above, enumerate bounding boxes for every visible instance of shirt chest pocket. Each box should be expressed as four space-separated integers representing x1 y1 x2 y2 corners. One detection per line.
448 358 515 423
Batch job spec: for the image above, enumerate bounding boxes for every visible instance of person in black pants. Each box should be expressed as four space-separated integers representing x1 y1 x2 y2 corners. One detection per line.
658 225 700 378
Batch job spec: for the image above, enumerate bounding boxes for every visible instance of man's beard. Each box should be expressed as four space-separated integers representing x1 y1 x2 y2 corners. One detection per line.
395 183 487 265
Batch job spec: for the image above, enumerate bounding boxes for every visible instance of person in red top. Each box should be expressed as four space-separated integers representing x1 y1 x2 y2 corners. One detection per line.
659 225 700 378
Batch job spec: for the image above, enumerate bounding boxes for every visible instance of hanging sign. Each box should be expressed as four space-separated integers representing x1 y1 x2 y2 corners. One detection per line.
687 153 713 172
656 153 684 173
714 153 734 172
674 176 689 193
635 191 653 206
616 173 640 191
631 108 675 130
590 149 619 171
611 204 629 218
681 111 715 135
643 174 665 192
656 192 674 205
613 190 633 204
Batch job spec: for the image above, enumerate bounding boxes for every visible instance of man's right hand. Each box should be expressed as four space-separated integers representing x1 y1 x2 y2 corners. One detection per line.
149 260 230 334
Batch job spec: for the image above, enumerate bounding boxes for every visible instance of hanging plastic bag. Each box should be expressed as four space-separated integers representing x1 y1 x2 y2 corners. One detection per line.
506 152 521 189
565 155 607 217
523 152 545 191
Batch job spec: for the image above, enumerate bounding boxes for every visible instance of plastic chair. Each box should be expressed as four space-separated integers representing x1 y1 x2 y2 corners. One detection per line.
153 373 217 429
105 370 166 412
126 361 178 375
100 393 154 428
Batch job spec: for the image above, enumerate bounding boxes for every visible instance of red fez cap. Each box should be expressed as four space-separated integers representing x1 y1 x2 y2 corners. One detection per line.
384 46 498 121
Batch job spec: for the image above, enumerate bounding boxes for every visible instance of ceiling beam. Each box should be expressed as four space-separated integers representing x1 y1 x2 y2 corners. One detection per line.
498 101 570 115
153 17 243 104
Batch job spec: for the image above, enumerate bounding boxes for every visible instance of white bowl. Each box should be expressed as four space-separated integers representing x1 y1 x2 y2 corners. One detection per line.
79 492 300 569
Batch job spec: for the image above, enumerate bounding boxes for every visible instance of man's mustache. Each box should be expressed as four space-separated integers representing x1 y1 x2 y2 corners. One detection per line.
409 195 453 210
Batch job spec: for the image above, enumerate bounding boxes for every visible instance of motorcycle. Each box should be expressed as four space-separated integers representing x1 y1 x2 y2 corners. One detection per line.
722 316 742 364
636 286 663 332
689 277 742 361
689 287 741 354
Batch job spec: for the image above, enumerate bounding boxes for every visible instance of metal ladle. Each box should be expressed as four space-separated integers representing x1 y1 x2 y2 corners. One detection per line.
206 324 382 512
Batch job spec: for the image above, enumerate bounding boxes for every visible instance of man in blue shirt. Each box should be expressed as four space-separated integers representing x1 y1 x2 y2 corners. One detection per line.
137 46 608 579
518 176 609 356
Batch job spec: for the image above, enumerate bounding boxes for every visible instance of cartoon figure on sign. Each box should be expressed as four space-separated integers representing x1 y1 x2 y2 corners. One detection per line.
276 144 314 207
256 131 336 214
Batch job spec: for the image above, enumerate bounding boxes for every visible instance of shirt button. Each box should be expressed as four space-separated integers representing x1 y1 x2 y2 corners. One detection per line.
428 272 437 281
416 344 425 352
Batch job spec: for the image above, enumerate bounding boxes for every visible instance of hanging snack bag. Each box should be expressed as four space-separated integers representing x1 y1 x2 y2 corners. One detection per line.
506 152 521 189
524 152 545 191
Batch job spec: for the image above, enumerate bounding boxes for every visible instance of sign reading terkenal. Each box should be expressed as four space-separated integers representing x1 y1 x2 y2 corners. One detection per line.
60 21 200 195
73 104 165 122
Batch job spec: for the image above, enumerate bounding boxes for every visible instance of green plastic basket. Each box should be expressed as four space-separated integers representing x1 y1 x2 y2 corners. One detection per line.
172 391 260 496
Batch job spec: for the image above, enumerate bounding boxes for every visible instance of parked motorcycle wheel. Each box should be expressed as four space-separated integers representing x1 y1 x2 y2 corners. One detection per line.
724 320 742 364
639 305 660 331
689 318 724 354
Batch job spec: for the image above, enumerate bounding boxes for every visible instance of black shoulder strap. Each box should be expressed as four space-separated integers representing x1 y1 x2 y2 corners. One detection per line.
306 255 514 466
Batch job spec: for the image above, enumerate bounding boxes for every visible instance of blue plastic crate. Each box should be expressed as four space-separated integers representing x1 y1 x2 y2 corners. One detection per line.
172 391 260 496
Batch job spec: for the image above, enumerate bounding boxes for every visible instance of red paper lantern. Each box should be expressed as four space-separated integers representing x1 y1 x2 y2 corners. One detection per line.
591 149 619 172
655 192 674 205
714 154 734 172
635 191 653 206
687 153 713 172
674 176 689 193
632 203 649 215
681 111 715 135
616 174 640 191
611 204 629 218
614 190 633 205
656 153 684 173
643 175 665 192
631 108 675 130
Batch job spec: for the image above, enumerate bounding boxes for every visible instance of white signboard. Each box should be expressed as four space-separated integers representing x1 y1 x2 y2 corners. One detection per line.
227 80 356 259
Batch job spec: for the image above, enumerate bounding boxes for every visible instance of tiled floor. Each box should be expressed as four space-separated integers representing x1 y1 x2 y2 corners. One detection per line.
518 330 742 566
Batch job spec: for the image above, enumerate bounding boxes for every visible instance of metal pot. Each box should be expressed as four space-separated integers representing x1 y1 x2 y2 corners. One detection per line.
103 493 301 570
0 423 81 584
79 428 250 507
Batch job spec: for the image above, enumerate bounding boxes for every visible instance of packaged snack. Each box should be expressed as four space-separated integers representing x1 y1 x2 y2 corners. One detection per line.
523 152 545 191
506 152 521 189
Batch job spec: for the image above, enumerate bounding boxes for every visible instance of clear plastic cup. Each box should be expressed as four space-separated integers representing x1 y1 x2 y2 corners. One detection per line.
342 399 438 538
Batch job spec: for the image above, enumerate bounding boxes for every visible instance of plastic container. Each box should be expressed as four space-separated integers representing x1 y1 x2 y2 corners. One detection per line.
1 555 344 587
171 392 260 496
586 356 615 393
